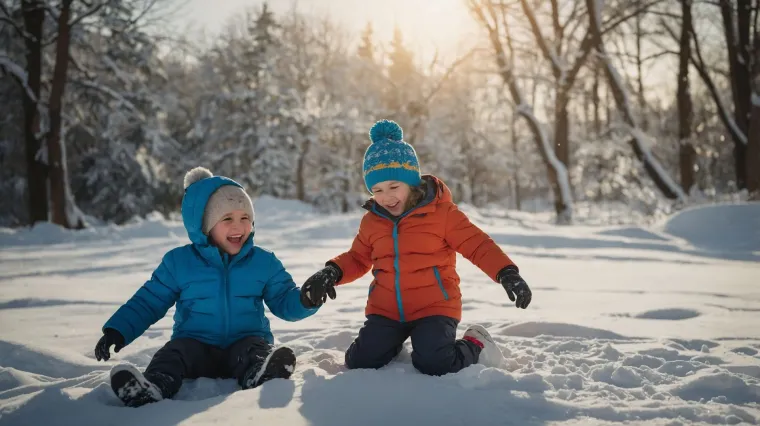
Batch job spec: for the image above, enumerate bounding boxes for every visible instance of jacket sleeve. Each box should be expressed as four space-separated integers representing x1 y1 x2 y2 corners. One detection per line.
444 204 515 281
103 252 181 345
329 216 373 285
263 252 318 321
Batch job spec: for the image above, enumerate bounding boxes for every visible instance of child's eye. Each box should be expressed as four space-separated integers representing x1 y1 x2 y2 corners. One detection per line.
223 217 232 221
390 186 398 190
242 217 250 221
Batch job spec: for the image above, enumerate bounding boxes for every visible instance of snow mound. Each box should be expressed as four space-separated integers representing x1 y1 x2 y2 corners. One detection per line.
634 309 701 320
663 203 760 253
671 372 760 404
500 322 630 340
0 212 185 246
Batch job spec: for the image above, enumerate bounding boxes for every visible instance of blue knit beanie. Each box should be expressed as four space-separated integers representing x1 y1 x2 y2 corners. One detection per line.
363 120 422 193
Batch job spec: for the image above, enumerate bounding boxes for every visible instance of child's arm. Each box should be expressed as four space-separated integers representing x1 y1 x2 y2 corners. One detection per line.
444 205 516 281
263 253 318 321
329 217 373 284
102 252 181 346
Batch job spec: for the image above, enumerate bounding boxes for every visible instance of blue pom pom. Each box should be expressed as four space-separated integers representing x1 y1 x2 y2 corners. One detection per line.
369 120 403 143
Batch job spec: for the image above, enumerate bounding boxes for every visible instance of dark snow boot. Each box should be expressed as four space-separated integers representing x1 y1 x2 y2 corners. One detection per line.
240 346 296 390
110 364 165 407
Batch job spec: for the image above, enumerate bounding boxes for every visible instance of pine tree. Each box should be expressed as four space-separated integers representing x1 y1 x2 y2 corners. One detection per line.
384 27 420 127
357 22 375 62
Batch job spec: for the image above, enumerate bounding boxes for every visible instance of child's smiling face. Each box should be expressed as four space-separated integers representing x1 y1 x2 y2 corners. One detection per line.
209 209 252 255
371 180 411 216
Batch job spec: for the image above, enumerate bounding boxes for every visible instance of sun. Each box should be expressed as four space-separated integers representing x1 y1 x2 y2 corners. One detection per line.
175 0 477 63
352 0 478 61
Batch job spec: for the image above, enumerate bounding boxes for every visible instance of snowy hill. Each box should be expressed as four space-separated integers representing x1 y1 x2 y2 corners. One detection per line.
1 201 759 425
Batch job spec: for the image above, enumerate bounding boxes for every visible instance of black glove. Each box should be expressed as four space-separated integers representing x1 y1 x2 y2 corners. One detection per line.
95 328 125 361
300 263 341 308
497 265 532 309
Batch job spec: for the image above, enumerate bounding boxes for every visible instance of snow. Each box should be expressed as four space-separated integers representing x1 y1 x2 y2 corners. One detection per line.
629 120 688 203
1 199 759 425
712 91 748 146
0 54 38 104
662 202 760 254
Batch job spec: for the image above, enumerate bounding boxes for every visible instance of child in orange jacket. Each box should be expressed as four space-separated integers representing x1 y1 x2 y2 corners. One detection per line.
301 120 532 376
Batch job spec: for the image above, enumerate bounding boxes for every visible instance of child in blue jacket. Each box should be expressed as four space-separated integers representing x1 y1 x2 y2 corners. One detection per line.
94 167 318 407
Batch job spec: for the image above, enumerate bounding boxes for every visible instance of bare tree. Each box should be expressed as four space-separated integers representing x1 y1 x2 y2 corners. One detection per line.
667 0 760 193
586 0 686 200
2 0 103 227
517 0 657 174
468 0 574 223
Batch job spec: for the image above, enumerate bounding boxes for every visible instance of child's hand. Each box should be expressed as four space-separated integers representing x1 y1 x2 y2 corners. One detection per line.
95 328 126 361
300 264 341 308
497 266 532 309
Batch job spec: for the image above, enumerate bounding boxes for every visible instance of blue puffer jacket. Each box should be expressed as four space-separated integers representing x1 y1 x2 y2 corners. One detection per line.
103 176 317 348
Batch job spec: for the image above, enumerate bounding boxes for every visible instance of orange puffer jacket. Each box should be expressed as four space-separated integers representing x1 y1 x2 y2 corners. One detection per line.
330 175 515 322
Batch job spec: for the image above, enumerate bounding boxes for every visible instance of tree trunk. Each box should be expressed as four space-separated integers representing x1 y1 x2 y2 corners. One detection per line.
635 5 648 131
586 0 686 200
47 0 74 227
555 91 570 172
296 130 310 202
21 0 47 225
720 0 751 189
746 100 760 197
604 77 612 128
678 0 696 193
511 111 522 211
593 60 601 134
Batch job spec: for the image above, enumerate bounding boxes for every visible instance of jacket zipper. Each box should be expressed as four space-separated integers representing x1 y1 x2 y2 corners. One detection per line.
222 254 230 346
432 266 449 300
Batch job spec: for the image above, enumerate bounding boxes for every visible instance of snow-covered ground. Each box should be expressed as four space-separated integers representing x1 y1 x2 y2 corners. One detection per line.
1 199 759 425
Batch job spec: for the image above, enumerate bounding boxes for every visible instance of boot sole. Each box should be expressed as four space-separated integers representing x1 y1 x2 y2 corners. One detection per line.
245 346 296 389
110 369 162 407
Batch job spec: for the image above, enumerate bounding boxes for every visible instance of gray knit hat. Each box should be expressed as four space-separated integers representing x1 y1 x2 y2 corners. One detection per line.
183 167 255 235
203 185 255 234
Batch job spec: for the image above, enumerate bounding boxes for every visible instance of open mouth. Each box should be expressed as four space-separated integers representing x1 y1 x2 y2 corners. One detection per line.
227 235 243 244
385 201 399 210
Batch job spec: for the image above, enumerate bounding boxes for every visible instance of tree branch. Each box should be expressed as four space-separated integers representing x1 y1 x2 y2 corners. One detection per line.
0 54 39 103
519 0 563 80
423 49 476 104
43 1 105 46
601 0 666 36
663 19 748 145
69 1 104 28
0 3 33 41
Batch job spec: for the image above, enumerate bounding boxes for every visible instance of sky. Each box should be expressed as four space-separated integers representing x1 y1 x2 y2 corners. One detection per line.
170 0 481 63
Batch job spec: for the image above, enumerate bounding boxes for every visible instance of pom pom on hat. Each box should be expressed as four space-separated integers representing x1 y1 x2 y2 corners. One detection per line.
184 167 213 189
369 119 403 143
